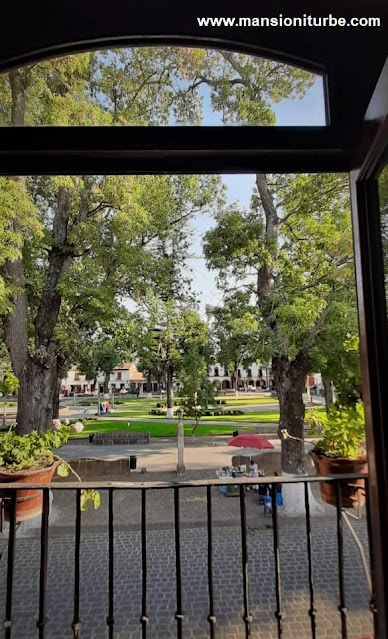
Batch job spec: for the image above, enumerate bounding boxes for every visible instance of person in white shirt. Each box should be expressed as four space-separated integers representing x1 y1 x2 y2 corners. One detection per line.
249 459 259 491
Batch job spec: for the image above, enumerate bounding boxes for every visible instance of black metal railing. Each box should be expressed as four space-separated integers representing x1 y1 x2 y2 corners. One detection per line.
0 474 373 639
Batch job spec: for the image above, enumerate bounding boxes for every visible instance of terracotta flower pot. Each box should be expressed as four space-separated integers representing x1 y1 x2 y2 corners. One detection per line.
309 450 367 509
0 459 60 523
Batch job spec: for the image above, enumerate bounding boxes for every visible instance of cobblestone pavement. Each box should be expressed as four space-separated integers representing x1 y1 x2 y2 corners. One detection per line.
0 510 372 639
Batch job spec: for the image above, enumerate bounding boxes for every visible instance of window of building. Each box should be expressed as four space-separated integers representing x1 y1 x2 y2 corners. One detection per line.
214 367 219 377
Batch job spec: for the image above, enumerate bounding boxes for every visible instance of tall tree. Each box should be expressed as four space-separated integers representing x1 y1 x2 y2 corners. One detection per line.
0 46 315 435
179 311 215 436
208 292 258 394
204 173 353 473
0 53 218 434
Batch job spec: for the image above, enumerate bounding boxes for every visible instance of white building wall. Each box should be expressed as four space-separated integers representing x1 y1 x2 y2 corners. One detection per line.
61 366 131 395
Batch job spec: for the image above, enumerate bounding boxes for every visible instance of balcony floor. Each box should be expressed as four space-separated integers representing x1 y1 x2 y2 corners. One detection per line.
0 495 372 639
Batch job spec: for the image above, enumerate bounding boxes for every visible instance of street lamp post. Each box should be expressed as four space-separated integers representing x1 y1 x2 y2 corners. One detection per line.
176 407 185 475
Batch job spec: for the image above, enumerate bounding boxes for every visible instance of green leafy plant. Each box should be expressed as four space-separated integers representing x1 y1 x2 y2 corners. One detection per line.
306 402 366 459
0 371 19 427
0 420 100 510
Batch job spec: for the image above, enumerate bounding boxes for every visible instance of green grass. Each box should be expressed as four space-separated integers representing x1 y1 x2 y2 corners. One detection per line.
207 411 280 422
112 408 280 421
109 411 156 417
71 420 256 438
216 397 278 405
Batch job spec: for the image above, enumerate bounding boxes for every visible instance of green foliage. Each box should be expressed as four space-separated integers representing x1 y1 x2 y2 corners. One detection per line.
178 312 216 431
207 292 259 388
206 174 353 362
306 402 365 459
0 48 318 440
0 425 73 471
310 301 361 406
0 371 19 396
183 50 314 126
57 462 70 477
81 489 101 511
0 422 101 511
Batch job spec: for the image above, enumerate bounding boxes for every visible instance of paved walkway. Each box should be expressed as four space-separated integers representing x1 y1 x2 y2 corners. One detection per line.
0 509 372 639
58 435 317 473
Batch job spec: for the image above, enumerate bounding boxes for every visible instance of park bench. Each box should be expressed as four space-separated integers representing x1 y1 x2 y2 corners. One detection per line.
92 431 150 445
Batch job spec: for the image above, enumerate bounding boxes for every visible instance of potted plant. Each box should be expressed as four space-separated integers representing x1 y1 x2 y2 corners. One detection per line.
306 402 367 508
0 419 100 522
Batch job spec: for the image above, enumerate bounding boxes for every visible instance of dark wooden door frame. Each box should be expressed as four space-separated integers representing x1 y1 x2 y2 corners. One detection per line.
350 56 388 639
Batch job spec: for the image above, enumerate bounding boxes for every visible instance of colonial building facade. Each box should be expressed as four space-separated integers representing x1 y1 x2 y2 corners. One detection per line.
208 363 274 391
61 362 275 395
60 363 145 396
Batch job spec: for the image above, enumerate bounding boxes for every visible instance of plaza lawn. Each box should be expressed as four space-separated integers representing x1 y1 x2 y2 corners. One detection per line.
216 396 278 405
71 420 257 438
111 409 280 421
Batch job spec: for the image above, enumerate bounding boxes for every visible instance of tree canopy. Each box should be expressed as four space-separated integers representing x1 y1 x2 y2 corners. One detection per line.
0 46 327 437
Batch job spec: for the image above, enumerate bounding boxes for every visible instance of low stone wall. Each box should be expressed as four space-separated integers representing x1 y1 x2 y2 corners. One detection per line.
93 430 150 445
68 457 131 477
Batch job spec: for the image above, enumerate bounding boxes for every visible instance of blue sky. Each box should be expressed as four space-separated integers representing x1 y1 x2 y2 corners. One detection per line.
187 76 326 316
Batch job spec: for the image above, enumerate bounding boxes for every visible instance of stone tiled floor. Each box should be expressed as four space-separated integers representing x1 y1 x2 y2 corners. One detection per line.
0 514 373 639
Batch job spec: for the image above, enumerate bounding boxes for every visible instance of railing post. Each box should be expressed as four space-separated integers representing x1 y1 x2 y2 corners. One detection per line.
140 489 148 638
72 489 82 639
304 483 316 639
3 492 16 639
335 481 348 639
36 488 50 639
271 484 283 639
107 489 114 639
174 487 184 639
206 486 216 638
239 484 252 638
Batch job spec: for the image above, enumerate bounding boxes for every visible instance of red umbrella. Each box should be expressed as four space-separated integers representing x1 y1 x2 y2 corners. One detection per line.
228 434 274 450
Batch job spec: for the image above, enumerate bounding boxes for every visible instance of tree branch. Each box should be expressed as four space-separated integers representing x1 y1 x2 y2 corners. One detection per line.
34 187 73 349
301 299 332 353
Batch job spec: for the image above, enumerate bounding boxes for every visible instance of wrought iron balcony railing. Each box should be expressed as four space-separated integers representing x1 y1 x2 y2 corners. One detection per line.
0 474 373 639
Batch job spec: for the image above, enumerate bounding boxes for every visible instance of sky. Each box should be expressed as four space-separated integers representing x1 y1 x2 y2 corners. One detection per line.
122 69 326 318
186 76 326 317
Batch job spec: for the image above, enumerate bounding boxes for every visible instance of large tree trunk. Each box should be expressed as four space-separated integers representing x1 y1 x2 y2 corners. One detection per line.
53 376 62 420
16 352 59 434
322 376 334 413
166 365 173 409
3 183 73 434
146 372 152 393
177 417 185 475
273 352 310 475
166 363 174 417
231 369 239 395
255 175 279 306
103 372 110 395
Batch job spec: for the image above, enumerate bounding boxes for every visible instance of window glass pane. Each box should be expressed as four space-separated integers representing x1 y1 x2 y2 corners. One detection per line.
379 162 388 309
0 47 325 127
